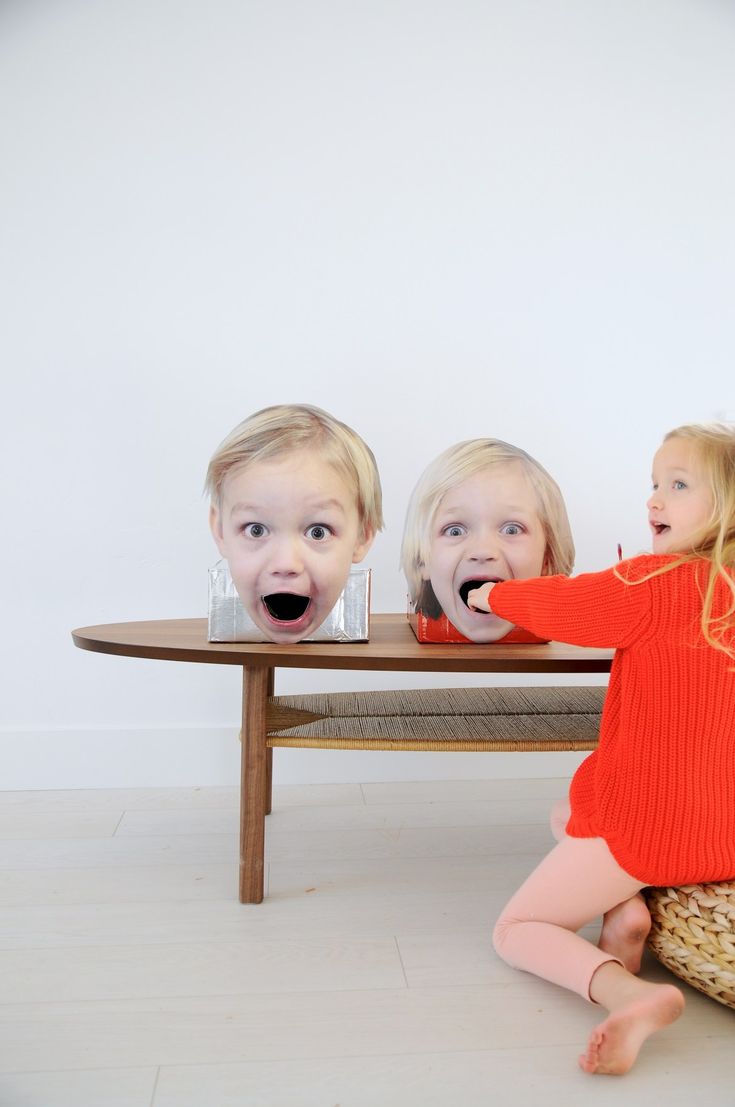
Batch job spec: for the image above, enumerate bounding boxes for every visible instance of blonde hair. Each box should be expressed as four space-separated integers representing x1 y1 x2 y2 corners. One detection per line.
626 422 735 658
400 439 575 613
205 404 384 542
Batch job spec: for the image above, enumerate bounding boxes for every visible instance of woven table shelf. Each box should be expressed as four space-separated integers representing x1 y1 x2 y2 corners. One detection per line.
644 883 735 1010
265 685 605 752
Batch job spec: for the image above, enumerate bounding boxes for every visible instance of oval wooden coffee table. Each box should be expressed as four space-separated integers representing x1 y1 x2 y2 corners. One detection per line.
72 614 613 903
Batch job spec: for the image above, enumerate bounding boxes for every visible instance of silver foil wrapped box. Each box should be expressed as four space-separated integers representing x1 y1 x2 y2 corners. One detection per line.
208 562 372 642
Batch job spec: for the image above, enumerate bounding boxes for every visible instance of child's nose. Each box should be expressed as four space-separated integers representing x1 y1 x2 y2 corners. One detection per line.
269 537 304 575
467 533 500 561
647 489 662 510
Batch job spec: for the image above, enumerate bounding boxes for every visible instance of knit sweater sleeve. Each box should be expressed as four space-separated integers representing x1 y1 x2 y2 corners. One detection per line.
488 560 654 649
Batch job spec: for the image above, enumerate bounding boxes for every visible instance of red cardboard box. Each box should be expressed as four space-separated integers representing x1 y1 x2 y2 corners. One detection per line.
407 607 548 645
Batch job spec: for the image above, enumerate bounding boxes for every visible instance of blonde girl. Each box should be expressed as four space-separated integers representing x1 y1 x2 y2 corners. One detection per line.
468 423 735 1075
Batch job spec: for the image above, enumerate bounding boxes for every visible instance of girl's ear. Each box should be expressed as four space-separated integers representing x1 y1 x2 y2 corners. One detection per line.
351 526 375 564
209 504 227 557
541 544 555 576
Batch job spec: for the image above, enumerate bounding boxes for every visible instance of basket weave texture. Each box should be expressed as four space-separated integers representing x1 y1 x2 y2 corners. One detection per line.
644 883 735 1010
267 686 604 752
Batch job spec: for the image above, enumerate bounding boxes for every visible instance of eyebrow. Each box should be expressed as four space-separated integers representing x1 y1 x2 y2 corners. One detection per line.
652 466 692 478
229 498 348 517
437 502 535 517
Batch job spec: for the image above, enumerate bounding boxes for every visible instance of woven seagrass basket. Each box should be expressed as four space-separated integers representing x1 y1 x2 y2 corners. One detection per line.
643 882 735 1010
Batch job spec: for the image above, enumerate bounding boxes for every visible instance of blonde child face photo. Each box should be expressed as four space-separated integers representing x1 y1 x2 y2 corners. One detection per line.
401 438 574 644
422 462 547 642
205 403 383 644
210 447 373 644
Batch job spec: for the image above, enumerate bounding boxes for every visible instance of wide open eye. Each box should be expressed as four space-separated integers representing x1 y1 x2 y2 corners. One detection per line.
500 522 525 536
441 524 466 538
243 522 269 538
306 524 333 541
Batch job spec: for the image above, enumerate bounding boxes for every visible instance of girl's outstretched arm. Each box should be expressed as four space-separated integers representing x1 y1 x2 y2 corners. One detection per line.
468 563 653 649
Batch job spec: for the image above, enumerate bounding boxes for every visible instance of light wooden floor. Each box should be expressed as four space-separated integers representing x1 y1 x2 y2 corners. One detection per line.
0 777 731 1106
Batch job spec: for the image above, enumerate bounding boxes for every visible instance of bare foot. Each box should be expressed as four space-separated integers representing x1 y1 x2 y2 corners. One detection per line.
598 893 651 974
578 982 684 1075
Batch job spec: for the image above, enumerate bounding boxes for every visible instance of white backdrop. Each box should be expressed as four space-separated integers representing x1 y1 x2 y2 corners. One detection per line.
1 0 733 787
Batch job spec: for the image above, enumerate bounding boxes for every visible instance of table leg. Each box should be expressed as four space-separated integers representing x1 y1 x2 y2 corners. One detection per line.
265 749 273 817
265 669 274 816
239 664 270 904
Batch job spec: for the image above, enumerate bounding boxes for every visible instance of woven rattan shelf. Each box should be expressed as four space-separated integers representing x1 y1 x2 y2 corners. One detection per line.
266 685 605 752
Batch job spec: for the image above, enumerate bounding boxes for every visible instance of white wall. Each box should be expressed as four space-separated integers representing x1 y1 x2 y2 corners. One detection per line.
1 0 734 787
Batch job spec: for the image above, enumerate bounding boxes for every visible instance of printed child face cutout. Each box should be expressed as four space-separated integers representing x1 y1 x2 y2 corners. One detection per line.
401 438 574 645
210 448 373 643
421 462 547 642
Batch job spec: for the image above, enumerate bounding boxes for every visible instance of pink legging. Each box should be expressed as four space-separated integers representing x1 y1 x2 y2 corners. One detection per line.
493 800 645 1001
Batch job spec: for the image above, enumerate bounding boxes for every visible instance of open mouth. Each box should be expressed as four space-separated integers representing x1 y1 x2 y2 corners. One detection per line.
459 578 500 609
652 523 670 539
262 593 311 623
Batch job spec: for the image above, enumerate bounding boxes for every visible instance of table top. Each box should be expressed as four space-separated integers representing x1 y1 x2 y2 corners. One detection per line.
72 614 614 674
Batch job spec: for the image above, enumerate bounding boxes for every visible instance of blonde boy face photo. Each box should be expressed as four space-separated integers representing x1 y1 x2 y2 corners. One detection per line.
422 462 547 643
210 448 373 643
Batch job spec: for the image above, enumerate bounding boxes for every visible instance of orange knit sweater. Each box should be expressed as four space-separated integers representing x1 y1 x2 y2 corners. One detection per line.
490 555 735 885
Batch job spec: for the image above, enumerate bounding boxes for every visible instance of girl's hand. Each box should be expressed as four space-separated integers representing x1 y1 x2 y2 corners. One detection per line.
467 582 495 612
